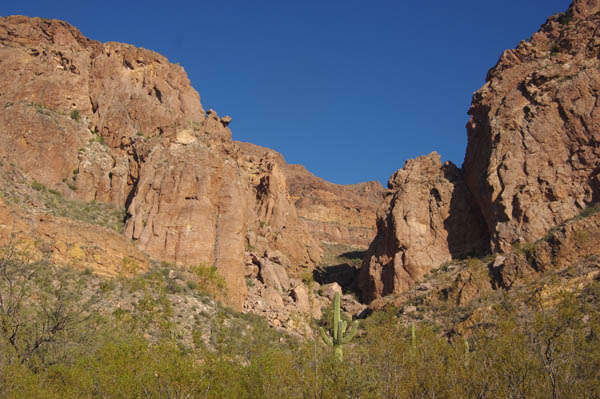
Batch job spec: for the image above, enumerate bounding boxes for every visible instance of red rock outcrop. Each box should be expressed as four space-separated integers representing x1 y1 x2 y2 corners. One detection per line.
238 142 385 249
0 16 205 204
359 153 488 302
0 16 250 308
463 0 600 251
0 16 326 310
0 15 385 312
242 147 322 271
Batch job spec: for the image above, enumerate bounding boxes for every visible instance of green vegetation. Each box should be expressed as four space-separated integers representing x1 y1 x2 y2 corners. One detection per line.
30 180 46 192
1 241 600 397
27 101 53 116
320 243 364 268
558 13 573 25
88 128 105 145
576 201 600 219
70 109 80 121
1 171 126 233
190 263 227 296
320 292 358 361
42 193 126 232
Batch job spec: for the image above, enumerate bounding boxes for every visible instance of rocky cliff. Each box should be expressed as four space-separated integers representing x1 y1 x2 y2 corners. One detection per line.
238 142 385 249
0 15 382 312
360 0 600 302
0 15 250 308
359 153 488 302
464 0 600 251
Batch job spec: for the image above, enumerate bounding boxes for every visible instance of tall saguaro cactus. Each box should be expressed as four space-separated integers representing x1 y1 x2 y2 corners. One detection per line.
319 292 358 361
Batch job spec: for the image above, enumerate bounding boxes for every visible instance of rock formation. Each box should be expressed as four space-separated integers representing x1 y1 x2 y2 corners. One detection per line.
238 142 385 248
360 0 600 302
359 153 488 302
0 15 252 308
463 0 600 251
3 1 596 315
0 15 383 312
241 146 322 272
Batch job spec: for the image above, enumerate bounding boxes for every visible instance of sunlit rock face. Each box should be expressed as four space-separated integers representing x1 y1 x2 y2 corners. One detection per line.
359 153 488 303
463 0 600 252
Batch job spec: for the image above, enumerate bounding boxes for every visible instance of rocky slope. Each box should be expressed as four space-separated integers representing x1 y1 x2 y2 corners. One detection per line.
369 204 600 337
359 0 600 302
0 163 150 277
0 15 381 315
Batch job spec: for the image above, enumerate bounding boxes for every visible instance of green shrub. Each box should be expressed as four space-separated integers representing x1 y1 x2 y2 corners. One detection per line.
31 180 46 192
190 263 226 295
70 109 80 121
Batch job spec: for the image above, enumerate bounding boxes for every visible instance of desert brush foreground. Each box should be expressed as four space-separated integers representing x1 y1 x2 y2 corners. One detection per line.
2 0 600 397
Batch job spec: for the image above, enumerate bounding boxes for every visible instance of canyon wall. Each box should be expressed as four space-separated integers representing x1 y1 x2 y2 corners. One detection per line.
360 0 600 302
464 0 600 251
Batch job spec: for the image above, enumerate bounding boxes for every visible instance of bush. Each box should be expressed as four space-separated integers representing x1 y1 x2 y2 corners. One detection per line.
190 263 226 295
70 109 80 121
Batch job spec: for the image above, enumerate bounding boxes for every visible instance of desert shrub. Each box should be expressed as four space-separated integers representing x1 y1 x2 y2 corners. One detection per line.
2 241 600 398
30 180 46 192
190 263 226 295
0 246 103 371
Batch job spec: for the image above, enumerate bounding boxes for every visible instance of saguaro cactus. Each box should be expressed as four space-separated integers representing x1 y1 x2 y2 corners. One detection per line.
319 292 358 361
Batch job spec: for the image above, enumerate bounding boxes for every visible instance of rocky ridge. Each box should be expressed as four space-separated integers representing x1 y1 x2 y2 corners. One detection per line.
2 0 599 328
237 141 385 249
359 153 489 302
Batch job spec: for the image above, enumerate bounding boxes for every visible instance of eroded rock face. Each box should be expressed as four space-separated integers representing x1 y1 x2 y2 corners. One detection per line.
245 151 322 271
238 142 385 249
0 16 206 204
0 16 250 308
0 16 328 310
359 153 488 303
463 0 600 251
0 15 384 313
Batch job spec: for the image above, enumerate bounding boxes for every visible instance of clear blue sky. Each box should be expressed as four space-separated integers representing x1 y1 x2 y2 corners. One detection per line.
3 0 571 185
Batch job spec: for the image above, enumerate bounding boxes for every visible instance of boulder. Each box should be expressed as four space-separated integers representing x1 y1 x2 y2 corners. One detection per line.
290 284 311 314
258 257 291 292
319 282 342 300
262 286 284 310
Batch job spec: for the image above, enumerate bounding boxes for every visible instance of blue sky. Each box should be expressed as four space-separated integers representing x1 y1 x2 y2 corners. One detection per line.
3 0 571 185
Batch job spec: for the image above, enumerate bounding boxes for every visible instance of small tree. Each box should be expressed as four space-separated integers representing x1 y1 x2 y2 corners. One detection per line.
0 245 101 368
319 292 358 361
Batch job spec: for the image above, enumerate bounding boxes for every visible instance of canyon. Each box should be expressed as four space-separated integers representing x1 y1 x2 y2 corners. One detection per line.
1 0 599 330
